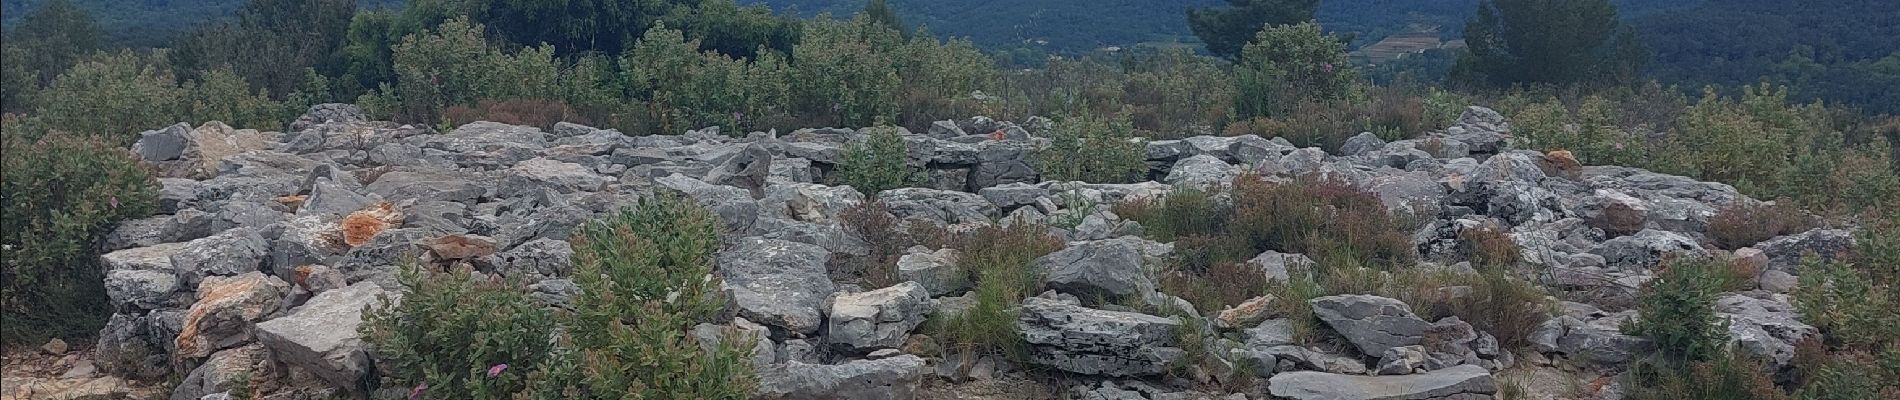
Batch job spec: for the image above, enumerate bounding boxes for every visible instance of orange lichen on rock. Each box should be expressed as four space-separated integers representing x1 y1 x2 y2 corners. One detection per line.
426 234 497 261
1543 150 1583 180
174 274 286 360
275 195 307 210
340 201 404 247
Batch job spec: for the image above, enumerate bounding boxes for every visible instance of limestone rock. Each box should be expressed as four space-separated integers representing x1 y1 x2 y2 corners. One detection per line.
1267 364 1496 400
1018 297 1183 376
828 282 931 351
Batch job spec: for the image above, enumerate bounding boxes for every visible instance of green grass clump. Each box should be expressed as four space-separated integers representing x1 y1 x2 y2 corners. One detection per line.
928 223 1064 360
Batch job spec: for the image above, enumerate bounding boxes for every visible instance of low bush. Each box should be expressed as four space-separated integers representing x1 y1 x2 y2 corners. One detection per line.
441 98 590 131
1160 261 1268 314
1112 187 1226 243
1459 222 1522 271
839 201 909 288
534 193 755 399
1 126 160 344
1792 348 1900 399
1795 259 1900 352
185 67 293 131
31 51 186 145
1230 175 1416 270
1438 270 1552 350
835 126 919 196
928 223 1064 359
1624 350 1786 400
1035 111 1149 183
1709 201 1815 250
361 263 556 399
1625 257 1732 363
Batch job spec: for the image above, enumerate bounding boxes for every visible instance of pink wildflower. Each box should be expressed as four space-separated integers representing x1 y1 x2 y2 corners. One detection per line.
487 363 509 378
408 382 428 400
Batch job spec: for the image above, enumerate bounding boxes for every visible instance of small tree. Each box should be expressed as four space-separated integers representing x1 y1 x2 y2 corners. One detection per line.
1036 111 1148 183
1234 22 1360 120
835 126 920 196
1625 258 1731 363
1456 0 1648 87
862 0 905 34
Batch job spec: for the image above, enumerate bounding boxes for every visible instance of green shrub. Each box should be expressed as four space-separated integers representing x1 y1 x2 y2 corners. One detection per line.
1234 22 1361 120
385 17 560 124
1115 48 1236 138
1439 270 1552 350
1793 348 1900 400
1625 257 1732 363
32 50 186 145
1795 258 1900 352
184 67 291 131
361 263 556 399
1 125 160 344
929 223 1064 359
791 16 903 128
623 25 793 134
1035 111 1148 183
535 193 754 399
1421 88 1471 130
835 126 920 196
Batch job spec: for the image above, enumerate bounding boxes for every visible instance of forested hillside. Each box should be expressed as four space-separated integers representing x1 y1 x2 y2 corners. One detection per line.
1635 0 1900 113
0 0 401 46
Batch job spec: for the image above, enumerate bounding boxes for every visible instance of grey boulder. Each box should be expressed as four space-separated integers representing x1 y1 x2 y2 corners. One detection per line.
827 282 931 352
1037 238 1155 301
255 282 394 392
717 237 835 335
1309 295 1433 357
896 247 967 296
755 355 926 400
1018 297 1184 376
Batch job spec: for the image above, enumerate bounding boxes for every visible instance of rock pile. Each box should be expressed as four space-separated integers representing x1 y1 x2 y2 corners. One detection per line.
86 104 1836 399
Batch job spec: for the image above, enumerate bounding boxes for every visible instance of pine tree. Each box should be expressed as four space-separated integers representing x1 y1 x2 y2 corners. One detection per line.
1454 0 1649 87
1187 0 1320 60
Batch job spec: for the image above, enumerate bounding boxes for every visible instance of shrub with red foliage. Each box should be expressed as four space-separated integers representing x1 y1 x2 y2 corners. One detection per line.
1230 175 1417 269
1708 201 1815 250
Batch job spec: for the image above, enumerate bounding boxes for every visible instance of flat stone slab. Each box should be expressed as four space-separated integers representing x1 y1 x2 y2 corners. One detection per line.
1268 364 1497 400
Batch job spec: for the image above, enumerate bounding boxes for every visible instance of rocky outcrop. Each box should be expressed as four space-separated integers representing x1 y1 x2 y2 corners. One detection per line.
81 105 1838 400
